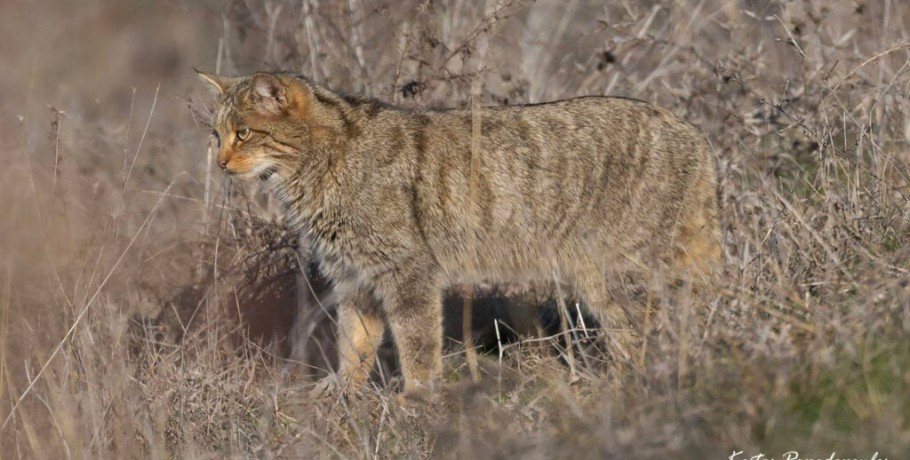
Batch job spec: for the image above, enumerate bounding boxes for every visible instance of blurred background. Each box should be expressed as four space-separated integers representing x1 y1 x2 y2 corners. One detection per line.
2 0 910 458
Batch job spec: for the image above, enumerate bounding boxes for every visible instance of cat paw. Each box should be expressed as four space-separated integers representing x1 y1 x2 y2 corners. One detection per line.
394 385 438 415
307 376 344 400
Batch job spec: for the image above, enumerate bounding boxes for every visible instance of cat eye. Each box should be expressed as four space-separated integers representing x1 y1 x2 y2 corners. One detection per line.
236 127 251 142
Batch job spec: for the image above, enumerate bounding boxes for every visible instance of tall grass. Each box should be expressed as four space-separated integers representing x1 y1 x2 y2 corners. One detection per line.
1 0 909 458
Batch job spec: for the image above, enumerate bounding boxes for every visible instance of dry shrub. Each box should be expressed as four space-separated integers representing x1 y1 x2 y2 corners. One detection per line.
1 0 909 458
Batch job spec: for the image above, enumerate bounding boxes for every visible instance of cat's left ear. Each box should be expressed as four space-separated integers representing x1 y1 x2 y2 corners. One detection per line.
195 69 238 95
250 73 289 114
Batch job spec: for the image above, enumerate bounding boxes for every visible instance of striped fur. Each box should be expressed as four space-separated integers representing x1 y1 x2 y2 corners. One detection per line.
198 71 721 395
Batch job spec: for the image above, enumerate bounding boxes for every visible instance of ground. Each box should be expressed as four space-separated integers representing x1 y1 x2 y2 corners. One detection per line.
1 0 909 458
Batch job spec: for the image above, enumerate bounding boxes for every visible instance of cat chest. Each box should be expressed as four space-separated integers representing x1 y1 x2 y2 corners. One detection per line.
303 218 395 284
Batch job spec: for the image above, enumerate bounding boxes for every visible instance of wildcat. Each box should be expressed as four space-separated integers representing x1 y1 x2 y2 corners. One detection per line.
198 71 720 397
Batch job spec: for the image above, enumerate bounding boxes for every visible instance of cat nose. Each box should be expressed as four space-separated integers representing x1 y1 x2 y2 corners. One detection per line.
218 157 228 169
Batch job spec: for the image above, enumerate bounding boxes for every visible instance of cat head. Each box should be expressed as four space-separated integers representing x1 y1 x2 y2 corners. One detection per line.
197 71 325 181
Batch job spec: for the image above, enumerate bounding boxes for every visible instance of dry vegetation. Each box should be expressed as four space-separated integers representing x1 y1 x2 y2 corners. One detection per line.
2 0 910 458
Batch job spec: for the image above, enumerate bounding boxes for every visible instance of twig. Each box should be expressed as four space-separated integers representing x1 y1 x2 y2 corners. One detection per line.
123 82 160 191
821 42 910 107
768 187 853 280
773 15 806 58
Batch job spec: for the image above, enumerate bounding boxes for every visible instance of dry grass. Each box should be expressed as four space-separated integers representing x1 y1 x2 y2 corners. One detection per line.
2 0 910 458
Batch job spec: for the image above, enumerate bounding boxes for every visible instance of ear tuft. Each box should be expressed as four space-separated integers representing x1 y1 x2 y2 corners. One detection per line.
250 73 289 114
196 70 237 95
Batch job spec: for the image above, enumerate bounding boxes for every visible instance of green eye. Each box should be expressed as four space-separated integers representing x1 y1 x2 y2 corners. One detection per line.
237 128 251 141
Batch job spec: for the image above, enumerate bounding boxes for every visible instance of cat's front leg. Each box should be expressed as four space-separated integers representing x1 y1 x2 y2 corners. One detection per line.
373 261 444 397
334 285 386 386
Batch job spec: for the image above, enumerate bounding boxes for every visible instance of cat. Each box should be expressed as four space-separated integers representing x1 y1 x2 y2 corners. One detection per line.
198 70 720 397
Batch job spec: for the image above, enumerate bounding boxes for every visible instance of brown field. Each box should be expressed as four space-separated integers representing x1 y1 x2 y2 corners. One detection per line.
2 0 909 458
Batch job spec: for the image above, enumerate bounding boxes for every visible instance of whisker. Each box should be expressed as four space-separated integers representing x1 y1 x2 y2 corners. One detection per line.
215 171 231 235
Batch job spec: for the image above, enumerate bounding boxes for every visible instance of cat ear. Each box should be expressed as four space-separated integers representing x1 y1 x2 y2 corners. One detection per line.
249 73 289 114
195 70 237 95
